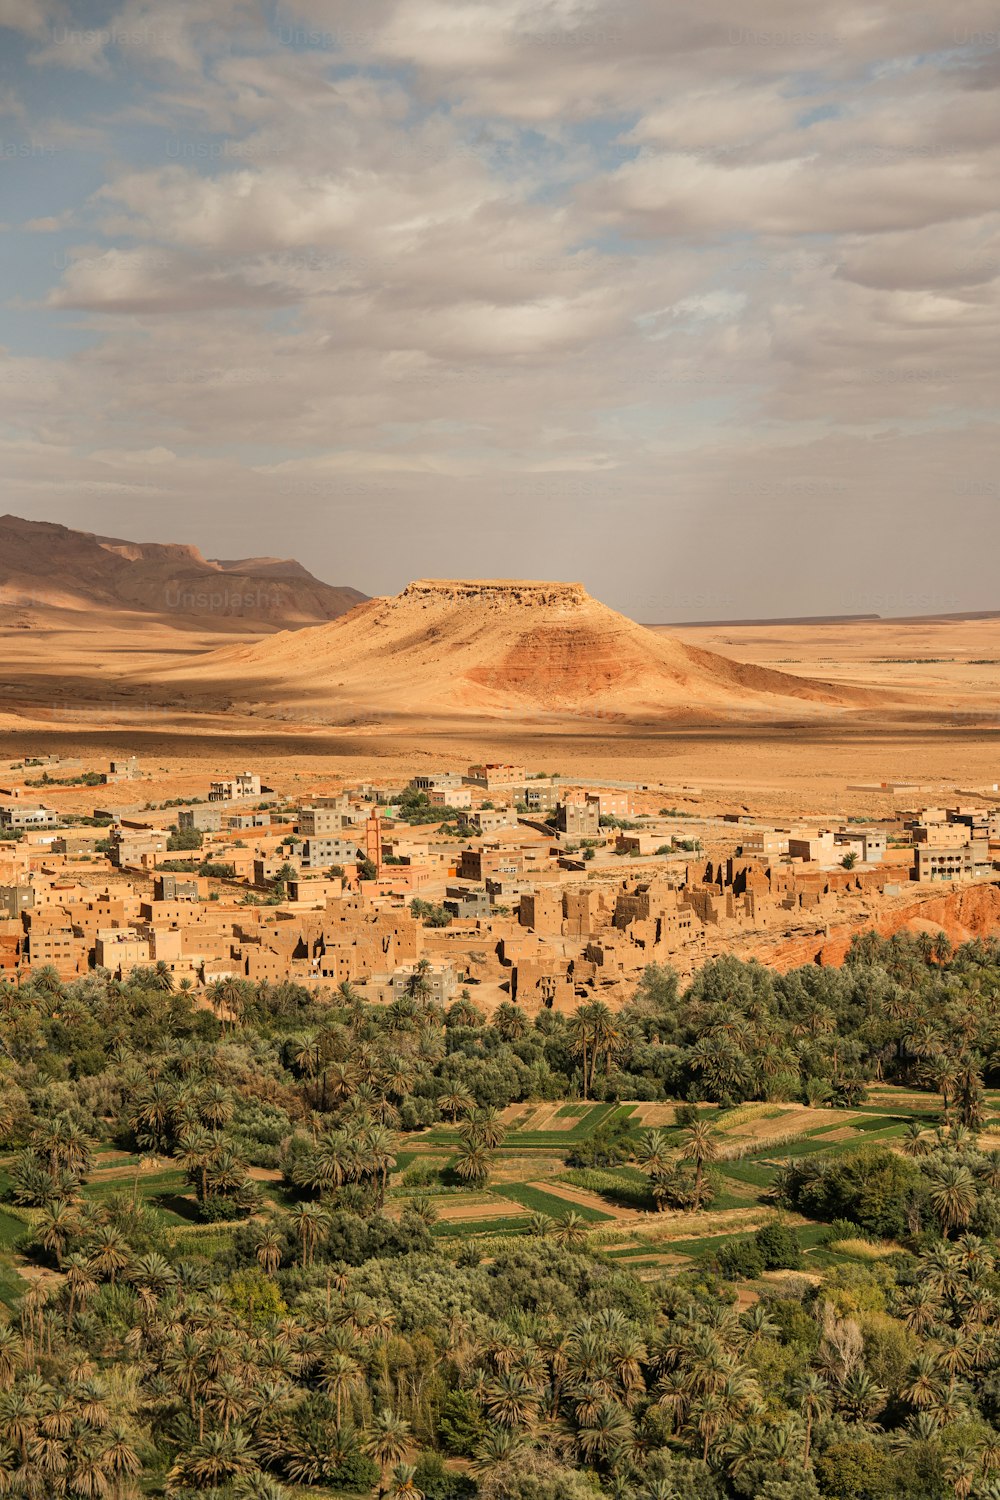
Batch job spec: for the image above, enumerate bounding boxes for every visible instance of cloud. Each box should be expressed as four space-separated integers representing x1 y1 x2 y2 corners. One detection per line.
3 0 999 615
0 0 60 40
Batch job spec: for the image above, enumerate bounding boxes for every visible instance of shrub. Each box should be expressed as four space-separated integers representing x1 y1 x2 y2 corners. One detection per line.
716 1237 765 1280
437 1388 490 1456
413 1453 477 1499
754 1222 802 1270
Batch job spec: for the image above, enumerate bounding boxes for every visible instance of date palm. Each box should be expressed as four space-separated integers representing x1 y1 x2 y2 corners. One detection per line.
484 1372 537 1430
437 1086 474 1122
175 1126 219 1203
254 1224 283 1276
899 1352 944 1412
387 1462 424 1499
199 1082 234 1129
208 1372 247 1435
62 1253 98 1321
471 1425 527 1475
359 1122 397 1205
289 1202 329 1269
87 1224 131 1285
681 1120 718 1209
37 1198 79 1268
790 1370 829 1464
928 1163 977 1235
363 1409 411 1491
492 1002 528 1041
552 1211 589 1252
636 1128 671 1177
838 1368 886 1426
174 1426 257 1488
454 1140 491 1186
321 1351 363 1425
461 1107 506 1150
576 1398 634 1468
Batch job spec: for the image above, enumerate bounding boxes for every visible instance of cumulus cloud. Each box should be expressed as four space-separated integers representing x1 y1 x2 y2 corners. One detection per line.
2 0 999 614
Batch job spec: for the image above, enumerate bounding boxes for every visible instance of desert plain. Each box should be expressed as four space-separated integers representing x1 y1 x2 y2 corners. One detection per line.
2 599 1000 824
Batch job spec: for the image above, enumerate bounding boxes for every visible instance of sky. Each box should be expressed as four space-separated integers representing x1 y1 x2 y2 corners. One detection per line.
1 0 998 621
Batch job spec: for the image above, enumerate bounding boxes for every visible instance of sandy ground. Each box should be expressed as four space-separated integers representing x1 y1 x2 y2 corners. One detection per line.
2 608 1000 820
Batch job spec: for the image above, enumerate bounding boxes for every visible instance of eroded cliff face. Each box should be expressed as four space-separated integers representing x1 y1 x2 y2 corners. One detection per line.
756 881 1000 971
0 514 366 624
400 580 591 609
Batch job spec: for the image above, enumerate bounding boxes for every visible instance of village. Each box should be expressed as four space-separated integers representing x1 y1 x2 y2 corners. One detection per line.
2 753 1000 1010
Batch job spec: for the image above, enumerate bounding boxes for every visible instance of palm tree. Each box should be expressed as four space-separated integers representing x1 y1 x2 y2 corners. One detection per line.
454 1140 491 1186
289 1202 329 1269
838 1368 886 1426
321 1350 364 1425
636 1128 671 1177
360 1122 397 1206
569 1006 594 1098
254 1224 283 1276
902 1121 931 1157
492 1002 528 1041
151 959 175 992
363 1409 411 1492
173 1427 257 1488
87 1224 132 1285
790 1371 829 1464
437 1086 474 1122
36 1198 79 1267
176 1126 219 1203
552 1211 589 1251
681 1119 718 1208
62 1253 98 1321
199 1082 234 1129
387 1463 424 1499
100 1424 141 1490
481 1370 535 1430
461 1107 506 1150
577 1398 635 1469
929 1163 977 1235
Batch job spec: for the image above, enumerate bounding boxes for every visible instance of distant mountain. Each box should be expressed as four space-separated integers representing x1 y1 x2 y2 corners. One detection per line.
158 577 873 722
0 515 367 626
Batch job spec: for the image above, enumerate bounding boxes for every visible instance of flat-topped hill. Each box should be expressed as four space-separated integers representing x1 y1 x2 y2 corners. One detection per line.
156 577 871 723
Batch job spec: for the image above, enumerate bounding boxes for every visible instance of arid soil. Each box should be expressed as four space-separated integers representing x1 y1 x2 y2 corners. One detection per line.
1 579 999 823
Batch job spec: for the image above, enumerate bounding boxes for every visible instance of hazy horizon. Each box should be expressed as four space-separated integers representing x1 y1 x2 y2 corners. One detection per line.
2 1 999 621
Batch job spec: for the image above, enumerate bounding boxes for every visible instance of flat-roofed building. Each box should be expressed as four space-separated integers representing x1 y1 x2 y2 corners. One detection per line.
300 836 364 870
467 763 525 790
209 773 261 802
915 846 975 883
0 805 59 830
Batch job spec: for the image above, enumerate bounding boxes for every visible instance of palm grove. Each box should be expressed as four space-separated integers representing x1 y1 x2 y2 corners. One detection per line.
4 932 1000 1496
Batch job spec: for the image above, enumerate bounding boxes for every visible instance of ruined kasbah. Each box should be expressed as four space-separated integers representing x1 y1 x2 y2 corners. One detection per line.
4 755 1000 1012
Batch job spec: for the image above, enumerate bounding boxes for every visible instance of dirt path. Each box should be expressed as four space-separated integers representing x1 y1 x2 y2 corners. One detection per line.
436 1199 530 1223
528 1180 643 1224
